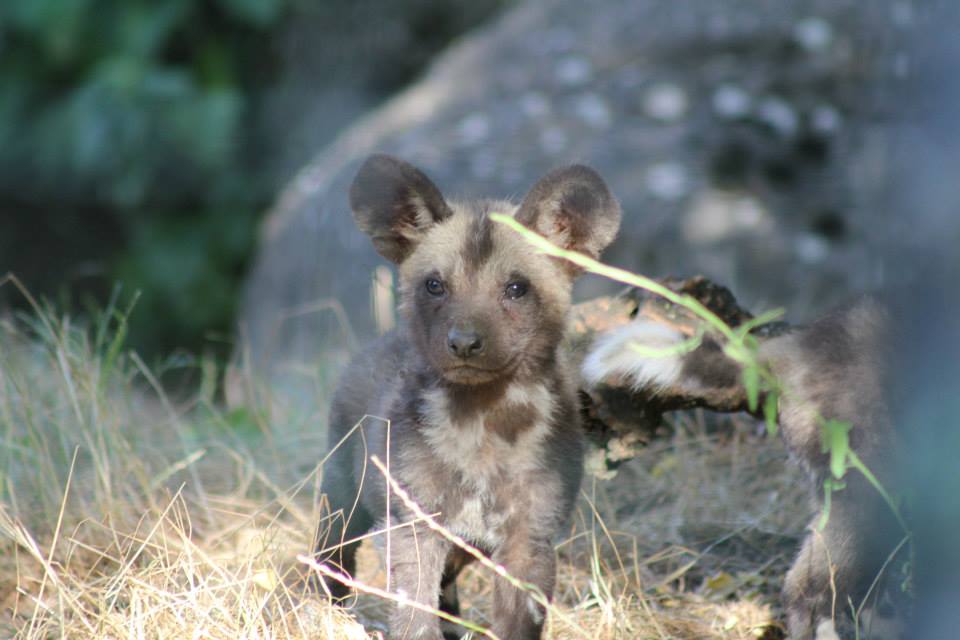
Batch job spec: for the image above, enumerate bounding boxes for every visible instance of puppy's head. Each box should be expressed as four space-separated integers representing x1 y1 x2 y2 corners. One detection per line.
350 154 621 385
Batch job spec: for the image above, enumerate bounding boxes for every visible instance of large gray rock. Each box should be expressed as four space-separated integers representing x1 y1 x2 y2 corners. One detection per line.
261 0 505 186
241 0 917 396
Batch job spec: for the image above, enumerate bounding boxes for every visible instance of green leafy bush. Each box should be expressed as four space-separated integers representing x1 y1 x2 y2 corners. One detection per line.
0 0 506 357
0 0 288 356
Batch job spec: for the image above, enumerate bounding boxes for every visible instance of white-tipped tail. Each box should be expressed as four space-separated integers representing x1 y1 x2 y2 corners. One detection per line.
581 320 685 391
814 619 841 640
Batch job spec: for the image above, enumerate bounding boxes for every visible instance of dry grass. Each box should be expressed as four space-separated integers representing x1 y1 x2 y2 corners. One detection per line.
0 305 810 639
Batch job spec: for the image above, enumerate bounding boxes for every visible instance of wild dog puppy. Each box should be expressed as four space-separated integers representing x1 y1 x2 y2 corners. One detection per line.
583 298 905 639
316 154 621 639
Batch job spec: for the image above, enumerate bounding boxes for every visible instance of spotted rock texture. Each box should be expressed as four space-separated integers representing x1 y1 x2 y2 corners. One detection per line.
241 0 919 394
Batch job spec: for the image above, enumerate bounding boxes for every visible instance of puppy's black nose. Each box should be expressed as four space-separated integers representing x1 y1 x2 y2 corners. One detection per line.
447 327 484 358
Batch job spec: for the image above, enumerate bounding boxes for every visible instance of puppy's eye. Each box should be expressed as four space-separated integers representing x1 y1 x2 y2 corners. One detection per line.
425 278 446 296
505 281 528 299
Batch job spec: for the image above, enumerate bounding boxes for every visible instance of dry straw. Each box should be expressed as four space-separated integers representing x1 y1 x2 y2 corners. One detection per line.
0 273 799 638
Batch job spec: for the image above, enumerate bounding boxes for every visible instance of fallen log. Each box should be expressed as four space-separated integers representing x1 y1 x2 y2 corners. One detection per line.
568 275 791 466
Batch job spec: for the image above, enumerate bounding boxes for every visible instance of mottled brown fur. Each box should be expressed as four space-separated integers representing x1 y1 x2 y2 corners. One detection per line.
315 155 621 639
763 300 903 639
584 298 906 639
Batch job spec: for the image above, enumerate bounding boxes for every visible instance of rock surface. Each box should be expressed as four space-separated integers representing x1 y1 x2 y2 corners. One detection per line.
240 0 918 395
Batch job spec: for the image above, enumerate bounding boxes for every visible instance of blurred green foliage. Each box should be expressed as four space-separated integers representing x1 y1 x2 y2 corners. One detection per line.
0 0 505 358
0 0 285 355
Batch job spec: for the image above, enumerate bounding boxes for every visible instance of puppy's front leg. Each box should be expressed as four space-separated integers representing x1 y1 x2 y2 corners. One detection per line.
490 533 556 640
389 524 450 640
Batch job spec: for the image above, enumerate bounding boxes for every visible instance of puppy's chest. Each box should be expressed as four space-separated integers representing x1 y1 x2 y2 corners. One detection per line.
416 382 558 542
420 383 555 479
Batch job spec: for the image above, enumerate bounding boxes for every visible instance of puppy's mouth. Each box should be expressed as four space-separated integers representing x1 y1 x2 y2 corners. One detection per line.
441 360 516 384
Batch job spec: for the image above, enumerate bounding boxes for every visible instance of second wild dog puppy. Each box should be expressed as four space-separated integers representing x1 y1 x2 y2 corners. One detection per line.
316 154 621 639
583 298 905 639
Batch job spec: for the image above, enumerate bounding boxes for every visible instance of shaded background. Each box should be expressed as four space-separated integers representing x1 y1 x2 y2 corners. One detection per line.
0 0 933 366
0 0 504 357
240 0 921 404
0 0 944 367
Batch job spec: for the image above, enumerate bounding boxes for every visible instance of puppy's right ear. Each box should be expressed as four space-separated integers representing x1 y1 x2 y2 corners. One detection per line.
349 154 453 263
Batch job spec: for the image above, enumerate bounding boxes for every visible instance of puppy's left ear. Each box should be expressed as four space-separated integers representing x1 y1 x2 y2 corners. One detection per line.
515 165 621 272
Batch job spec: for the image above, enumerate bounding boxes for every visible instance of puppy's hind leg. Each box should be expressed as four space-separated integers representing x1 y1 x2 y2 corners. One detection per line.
438 548 477 640
314 412 374 601
783 483 903 639
314 480 373 601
